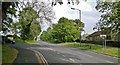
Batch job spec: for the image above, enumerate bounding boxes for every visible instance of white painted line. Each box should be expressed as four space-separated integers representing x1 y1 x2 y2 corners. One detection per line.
38 48 55 51
60 58 69 62
83 54 94 58
105 60 114 63
87 51 119 59
78 51 115 63
69 58 75 62
62 55 66 57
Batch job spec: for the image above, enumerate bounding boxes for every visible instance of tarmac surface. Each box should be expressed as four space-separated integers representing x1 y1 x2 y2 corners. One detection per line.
5 41 119 65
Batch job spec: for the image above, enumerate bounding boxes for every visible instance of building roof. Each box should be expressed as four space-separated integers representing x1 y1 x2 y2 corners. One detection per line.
86 31 101 38
86 31 111 38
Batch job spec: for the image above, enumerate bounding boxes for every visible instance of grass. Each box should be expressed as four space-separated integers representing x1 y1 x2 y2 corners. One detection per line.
0 44 2 63
25 40 36 44
2 45 18 63
2 39 35 63
91 47 119 57
60 42 119 58
15 39 36 44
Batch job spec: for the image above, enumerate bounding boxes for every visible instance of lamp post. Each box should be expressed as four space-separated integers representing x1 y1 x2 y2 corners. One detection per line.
71 8 81 21
71 8 82 45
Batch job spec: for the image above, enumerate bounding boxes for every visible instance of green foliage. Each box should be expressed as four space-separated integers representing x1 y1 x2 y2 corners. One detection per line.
30 21 41 38
40 17 84 43
40 30 53 42
2 2 18 33
15 39 36 44
94 1 120 41
2 2 17 20
2 45 18 63
19 7 40 40
2 1 54 41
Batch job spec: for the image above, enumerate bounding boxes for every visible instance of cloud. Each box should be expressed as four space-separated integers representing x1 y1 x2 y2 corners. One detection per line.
42 0 101 34
72 0 92 12
52 0 93 21
81 2 101 34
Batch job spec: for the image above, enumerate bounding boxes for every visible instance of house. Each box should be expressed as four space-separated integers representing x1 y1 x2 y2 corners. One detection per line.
81 34 89 40
86 31 111 41
86 31 119 47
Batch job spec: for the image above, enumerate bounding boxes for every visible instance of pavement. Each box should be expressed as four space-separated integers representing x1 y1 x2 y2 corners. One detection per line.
6 41 119 65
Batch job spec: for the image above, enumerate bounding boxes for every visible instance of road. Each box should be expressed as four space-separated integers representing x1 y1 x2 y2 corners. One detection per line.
9 41 119 65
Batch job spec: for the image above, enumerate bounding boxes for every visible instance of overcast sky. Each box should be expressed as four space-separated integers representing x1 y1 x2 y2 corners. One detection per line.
41 0 102 34
12 0 102 35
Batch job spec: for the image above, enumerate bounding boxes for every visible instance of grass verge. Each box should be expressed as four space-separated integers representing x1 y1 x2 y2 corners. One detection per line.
2 45 18 63
0 44 2 63
16 39 36 44
60 42 119 58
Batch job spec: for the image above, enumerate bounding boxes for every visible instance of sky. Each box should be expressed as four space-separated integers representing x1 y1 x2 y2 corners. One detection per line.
0 0 102 35
41 0 102 34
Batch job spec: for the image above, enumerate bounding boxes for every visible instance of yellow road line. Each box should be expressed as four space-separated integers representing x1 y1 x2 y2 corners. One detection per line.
33 50 49 65
35 52 42 64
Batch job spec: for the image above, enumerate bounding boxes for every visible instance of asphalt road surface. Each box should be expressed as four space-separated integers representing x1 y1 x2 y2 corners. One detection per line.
8 41 119 65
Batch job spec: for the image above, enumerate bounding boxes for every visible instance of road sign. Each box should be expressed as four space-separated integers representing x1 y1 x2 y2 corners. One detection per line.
100 35 107 49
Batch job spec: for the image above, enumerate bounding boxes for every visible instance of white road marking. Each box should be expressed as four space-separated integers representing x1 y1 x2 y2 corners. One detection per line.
84 54 94 58
62 55 66 57
69 58 75 62
38 48 57 51
60 58 69 62
26 48 48 65
87 51 119 59
27 46 116 63
78 51 115 63
105 60 114 63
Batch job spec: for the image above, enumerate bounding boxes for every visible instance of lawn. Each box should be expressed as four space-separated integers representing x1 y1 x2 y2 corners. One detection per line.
2 45 18 63
0 44 2 63
60 42 119 58
15 39 36 44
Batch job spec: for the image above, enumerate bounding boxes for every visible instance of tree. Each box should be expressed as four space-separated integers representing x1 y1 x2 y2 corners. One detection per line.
16 1 55 40
73 19 84 35
18 7 39 40
40 17 84 43
2 1 55 40
40 28 53 41
51 0 87 6
94 1 120 41
2 2 18 34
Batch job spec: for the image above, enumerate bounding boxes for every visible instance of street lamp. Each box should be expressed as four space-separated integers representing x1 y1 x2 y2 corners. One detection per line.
71 8 81 21
71 7 82 45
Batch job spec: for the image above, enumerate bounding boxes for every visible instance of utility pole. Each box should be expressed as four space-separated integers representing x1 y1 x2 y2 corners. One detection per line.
71 8 82 45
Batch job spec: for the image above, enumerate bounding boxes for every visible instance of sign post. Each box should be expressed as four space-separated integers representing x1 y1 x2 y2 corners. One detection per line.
100 35 107 49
